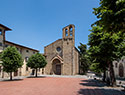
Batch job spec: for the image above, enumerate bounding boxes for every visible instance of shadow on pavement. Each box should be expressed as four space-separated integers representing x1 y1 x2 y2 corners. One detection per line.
78 88 125 95
80 79 107 87
1 79 23 82
27 76 46 78
78 79 125 95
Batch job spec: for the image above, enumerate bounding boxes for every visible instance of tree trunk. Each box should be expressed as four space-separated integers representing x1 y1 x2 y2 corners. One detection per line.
10 72 12 81
103 70 106 82
109 62 116 86
2 70 4 78
35 68 37 77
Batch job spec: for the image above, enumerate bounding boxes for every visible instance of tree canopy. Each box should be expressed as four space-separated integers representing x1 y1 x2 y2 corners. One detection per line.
0 46 23 80
88 26 108 74
93 0 125 33
88 0 125 86
78 43 90 74
27 53 47 77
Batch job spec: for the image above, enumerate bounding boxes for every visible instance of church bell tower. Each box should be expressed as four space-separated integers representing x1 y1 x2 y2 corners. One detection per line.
62 24 75 75
62 24 75 45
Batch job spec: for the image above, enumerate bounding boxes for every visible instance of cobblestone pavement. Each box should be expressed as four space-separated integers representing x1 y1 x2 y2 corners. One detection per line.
0 76 125 95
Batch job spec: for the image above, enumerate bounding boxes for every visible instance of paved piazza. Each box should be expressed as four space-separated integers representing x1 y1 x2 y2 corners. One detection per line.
0 76 125 95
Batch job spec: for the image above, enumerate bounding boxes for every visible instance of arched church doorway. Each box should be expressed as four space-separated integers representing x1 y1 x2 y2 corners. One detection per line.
52 59 62 75
56 64 61 75
119 63 124 77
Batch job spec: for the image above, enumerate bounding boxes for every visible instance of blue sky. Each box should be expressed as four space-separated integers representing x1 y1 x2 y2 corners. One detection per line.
0 0 99 53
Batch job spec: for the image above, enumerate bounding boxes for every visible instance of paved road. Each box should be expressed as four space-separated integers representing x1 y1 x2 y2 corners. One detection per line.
0 76 124 95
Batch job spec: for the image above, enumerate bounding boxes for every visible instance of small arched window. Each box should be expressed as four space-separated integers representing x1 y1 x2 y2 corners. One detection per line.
26 66 28 71
0 29 2 35
119 63 124 77
115 63 117 68
25 57 29 62
69 27 73 31
69 27 73 36
65 29 68 36
0 66 1 73
70 31 73 36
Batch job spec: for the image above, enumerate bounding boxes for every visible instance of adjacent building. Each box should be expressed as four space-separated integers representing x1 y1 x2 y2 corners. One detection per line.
113 57 125 79
0 24 40 78
105 57 125 81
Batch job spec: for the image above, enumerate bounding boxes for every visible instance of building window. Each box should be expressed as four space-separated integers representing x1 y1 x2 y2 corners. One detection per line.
5 44 8 47
14 70 18 76
115 63 117 68
0 66 1 73
26 66 28 71
70 31 73 36
42 68 44 74
70 27 73 31
69 27 73 36
0 29 2 35
25 57 29 62
26 50 29 53
16 47 19 50
122 58 124 62
0 43 2 46
119 63 124 77
56 47 61 52
20 50 22 54
65 29 68 36
33 51 35 54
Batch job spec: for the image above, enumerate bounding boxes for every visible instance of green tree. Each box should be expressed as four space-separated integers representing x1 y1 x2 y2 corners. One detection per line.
88 26 108 82
99 31 124 85
27 53 47 77
0 46 23 80
90 0 125 86
93 0 125 33
78 43 90 74
88 26 125 85
90 63 102 73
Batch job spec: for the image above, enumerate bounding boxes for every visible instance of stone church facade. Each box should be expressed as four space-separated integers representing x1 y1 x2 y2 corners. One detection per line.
44 24 80 75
